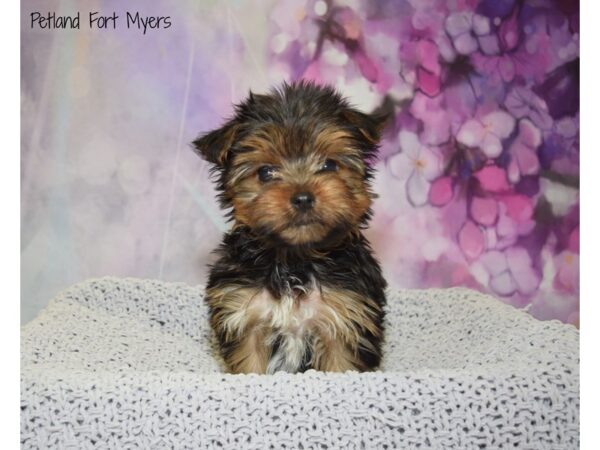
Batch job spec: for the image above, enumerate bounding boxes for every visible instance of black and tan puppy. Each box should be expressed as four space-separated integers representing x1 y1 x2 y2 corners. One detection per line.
193 81 387 374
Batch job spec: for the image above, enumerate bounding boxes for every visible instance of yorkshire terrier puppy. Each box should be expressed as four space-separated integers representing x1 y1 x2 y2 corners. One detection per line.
193 81 387 374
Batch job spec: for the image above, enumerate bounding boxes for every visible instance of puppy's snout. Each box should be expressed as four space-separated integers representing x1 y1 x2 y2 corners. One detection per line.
291 191 315 211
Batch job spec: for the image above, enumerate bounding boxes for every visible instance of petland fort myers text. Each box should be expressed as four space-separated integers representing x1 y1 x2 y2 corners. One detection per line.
30 11 172 34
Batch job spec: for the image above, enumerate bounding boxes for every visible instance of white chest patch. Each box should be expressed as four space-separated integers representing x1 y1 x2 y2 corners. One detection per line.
248 287 323 374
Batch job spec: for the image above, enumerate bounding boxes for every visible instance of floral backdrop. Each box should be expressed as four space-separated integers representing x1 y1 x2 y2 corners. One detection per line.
21 0 579 325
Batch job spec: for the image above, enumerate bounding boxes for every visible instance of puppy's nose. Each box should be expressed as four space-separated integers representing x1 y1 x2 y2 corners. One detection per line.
291 192 315 211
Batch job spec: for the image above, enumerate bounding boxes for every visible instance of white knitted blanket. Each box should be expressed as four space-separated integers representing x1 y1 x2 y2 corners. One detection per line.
21 277 579 449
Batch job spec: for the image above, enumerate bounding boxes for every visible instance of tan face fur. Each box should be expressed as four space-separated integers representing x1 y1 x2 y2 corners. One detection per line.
224 124 373 245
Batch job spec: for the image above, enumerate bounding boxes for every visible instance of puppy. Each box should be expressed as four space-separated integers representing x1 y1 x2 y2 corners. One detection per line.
193 81 387 374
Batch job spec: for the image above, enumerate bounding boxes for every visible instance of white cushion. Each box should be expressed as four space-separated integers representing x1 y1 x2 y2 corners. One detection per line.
21 277 579 448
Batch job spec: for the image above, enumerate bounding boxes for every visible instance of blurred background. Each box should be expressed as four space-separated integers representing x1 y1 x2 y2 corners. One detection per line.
21 0 579 325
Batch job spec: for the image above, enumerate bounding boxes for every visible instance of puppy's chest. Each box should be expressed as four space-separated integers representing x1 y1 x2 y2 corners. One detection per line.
250 285 329 374
249 285 323 334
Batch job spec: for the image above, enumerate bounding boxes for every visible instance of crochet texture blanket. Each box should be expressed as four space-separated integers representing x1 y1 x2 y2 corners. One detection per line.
21 277 579 449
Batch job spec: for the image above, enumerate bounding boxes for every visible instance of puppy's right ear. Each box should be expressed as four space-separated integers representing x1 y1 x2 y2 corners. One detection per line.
192 121 240 166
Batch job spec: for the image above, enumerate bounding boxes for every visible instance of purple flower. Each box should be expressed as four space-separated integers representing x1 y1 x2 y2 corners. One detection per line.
505 87 553 131
265 0 579 324
445 11 494 55
388 131 443 206
507 119 542 184
471 5 557 84
409 93 451 146
478 247 541 296
457 110 516 158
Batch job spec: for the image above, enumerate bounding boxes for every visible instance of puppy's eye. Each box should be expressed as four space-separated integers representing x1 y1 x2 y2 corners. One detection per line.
258 165 276 182
318 159 338 173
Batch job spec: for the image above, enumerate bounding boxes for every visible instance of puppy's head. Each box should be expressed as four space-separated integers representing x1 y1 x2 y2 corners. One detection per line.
193 81 387 247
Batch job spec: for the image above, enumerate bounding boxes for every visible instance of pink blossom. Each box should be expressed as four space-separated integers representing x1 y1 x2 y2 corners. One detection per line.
409 93 451 146
415 40 441 96
408 0 448 34
497 6 520 52
500 194 534 224
456 111 516 158
399 38 442 98
473 165 511 193
470 196 498 226
464 197 535 253
445 11 492 55
363 32 409 95
505 87 553 131
429 176 454 206
507 119 542 184
388 131 443 206
470 10 552 84
471 52 517 83
480 248 541 296
459 220 485 260
483 196 535 251
265 0 579 324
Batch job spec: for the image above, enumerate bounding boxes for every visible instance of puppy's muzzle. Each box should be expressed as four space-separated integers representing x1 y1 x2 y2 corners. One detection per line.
291 191 315 212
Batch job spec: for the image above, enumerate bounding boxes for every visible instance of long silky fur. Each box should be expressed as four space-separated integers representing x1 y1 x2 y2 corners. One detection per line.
206 226 387 371
193 81 388 374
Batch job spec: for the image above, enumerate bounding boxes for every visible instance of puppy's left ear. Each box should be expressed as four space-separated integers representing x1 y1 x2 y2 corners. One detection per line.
192 121 240 167
342 109 390 145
